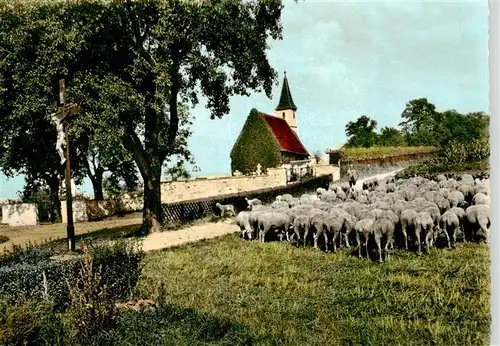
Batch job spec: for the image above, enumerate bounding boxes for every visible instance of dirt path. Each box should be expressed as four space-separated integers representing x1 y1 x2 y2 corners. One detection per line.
0 217 142 253
140 219 239 252
139 168 405 253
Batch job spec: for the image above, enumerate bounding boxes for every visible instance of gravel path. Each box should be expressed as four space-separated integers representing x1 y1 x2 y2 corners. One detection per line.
140 168 405 253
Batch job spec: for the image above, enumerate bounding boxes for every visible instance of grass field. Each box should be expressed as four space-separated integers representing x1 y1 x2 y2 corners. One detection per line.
129 234 490 346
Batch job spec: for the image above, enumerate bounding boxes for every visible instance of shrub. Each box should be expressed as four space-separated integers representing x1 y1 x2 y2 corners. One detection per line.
65 244 117 344
90 239 144 301
0 295 67 345
0 236 8 245
0 239 144 313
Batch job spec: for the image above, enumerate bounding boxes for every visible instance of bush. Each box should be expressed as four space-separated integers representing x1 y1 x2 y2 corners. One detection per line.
90 239 144 301
441 137 489 166
0 236 8 245
66 244 117 344
0 239 144 313
0 296 67 345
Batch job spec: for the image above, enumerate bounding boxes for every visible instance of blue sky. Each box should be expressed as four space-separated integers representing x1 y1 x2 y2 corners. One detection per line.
0 0 490 199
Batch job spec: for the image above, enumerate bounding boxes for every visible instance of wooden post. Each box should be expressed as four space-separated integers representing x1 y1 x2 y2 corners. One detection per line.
59 79 76 252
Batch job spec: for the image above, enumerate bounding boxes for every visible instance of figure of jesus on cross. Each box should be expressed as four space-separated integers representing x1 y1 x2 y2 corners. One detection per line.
50 111 66 165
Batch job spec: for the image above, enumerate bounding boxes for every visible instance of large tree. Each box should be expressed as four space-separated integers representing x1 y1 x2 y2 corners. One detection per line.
66 0 283 233
377 126 406 147
345 115 379 148
399 98 443 146
0 1 89 222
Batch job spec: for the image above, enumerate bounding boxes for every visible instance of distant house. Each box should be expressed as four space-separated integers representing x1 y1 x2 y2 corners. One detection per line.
230 73 310 175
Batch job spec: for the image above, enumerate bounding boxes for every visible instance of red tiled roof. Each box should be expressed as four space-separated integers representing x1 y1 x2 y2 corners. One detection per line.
259 112 309 157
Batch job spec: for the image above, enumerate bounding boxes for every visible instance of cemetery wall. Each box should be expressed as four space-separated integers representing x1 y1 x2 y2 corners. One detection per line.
160 167 287 204
160 165 340 204
1 203 38 226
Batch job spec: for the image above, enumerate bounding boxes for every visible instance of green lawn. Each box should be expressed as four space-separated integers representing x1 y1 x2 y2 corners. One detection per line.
128 234 490 346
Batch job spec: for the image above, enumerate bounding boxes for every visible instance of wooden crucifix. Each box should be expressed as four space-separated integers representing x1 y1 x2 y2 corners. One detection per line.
49 79 80 252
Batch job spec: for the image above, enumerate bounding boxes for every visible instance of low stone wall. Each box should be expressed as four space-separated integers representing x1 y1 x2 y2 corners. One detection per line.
61 200 88 224
339 151 439 180
314 164 340 182
1 203 38 226
160 167 287 204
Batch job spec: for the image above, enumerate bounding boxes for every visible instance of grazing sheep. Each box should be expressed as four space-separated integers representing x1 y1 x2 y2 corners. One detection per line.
457 184 474 205
438 211 460 249
291 214 310 245
257 211 291 243
447 190 465 208
316 187 327 198
341 181 351 194
401 209 418 250
472 192 490 206
282 194 294 203
216 203 236 217
307 211 329 249
465 205 491 243
355 218 375 258
414 212 435 254
322 215 343 252
434 196 451 214
474 183 490 196
372 218 395 261
236 211 253 239
436 174 446 182
245 197 262 210
272 200 290 209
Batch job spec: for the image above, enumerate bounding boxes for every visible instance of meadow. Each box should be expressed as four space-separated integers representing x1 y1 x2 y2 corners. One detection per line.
128 233 490 346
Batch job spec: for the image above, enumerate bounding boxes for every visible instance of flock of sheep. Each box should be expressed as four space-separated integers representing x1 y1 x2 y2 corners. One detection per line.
224 172 491 261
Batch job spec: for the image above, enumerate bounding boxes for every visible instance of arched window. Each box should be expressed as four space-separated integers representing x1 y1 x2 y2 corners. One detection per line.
293 112 295 119
282 112 285 119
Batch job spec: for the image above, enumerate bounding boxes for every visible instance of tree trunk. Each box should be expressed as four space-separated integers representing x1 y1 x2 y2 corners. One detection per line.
141 164 162 234
90 167 105 201
48 177 61 223
93 179 104 201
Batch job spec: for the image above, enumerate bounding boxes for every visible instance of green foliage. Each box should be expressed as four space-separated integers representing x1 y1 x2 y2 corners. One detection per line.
442 137 490 166
0 236 8 245
1 0 284 232
345 115 379 147
230 108 282 174
340 146 439 161
0 0 88 206
0 296 67 345
66 244 117 344
138 235 490 345
0 238 143 312
377 126 406 147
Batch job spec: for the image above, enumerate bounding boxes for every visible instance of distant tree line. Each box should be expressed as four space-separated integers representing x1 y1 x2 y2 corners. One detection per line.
344 98 489 150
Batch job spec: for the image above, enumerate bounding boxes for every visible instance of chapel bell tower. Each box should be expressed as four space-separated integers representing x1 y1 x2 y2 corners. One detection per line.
274 72 298 135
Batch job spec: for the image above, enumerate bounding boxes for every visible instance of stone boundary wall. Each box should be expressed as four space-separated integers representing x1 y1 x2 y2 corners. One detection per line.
160 167 286 204
160 165 340 204
1 203 38 226
339 151 439 181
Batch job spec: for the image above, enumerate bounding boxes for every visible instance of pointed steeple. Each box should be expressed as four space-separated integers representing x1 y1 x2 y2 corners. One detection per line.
275 71 297 111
